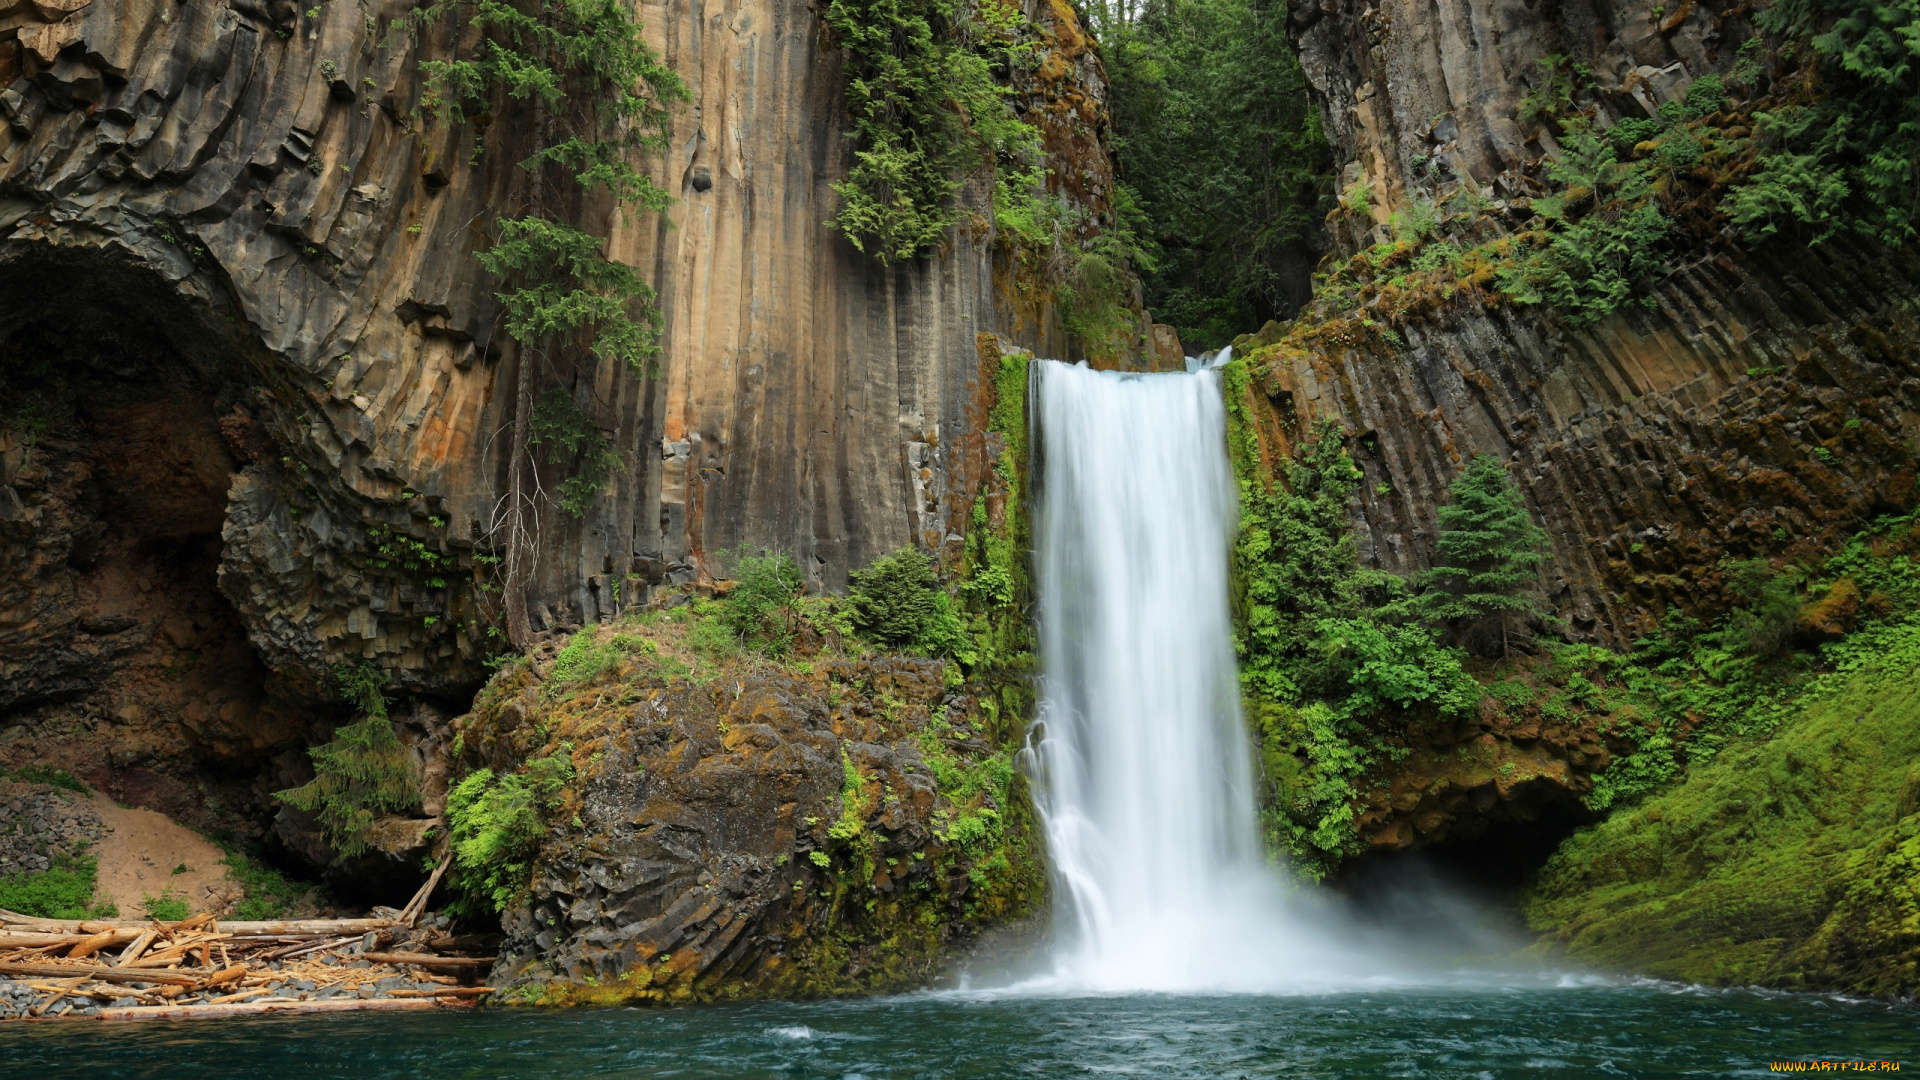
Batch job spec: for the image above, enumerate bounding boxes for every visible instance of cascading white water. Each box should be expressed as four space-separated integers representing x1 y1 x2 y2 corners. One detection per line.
1023 357 1402 994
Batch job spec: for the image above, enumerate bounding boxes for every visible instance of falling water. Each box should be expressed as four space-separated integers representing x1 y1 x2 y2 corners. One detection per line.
1023 357 1424 994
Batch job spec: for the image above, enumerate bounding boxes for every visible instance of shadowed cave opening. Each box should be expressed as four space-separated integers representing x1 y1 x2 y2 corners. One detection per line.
0 244 331 870
1331 791 1593 936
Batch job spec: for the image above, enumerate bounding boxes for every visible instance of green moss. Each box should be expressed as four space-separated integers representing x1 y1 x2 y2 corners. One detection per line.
2 765 88 793
1525 617 1920 994
958 350 1035 679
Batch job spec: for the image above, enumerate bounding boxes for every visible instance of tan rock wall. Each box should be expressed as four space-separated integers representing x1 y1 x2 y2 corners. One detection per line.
0 0 1118 701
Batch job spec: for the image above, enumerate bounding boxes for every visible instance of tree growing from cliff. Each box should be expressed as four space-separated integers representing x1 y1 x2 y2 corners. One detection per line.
415 0 688 645
1415 454 1552 656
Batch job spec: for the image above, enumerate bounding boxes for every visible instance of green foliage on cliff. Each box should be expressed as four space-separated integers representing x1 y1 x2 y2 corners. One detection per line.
1220 360 1475 876
822 0 1040 261
526 387 620 518
1414 453 1552 654
1095 0 1333 345
1526 615 1920 994
1729 0 1920 245
1496 127 1671 327
446 751 573 913
417 0 686 525
275 666 422 858
848 548 972 661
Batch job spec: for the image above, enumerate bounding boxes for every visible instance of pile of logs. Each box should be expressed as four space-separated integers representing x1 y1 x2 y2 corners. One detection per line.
0 865 496 1020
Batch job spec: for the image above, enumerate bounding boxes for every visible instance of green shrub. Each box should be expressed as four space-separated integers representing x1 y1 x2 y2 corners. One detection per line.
848 547 970 659
274 669 422 858
721 552 806 654
141 893 191 922
0 854 114 919
445 753 572 913
1414 453 1553 655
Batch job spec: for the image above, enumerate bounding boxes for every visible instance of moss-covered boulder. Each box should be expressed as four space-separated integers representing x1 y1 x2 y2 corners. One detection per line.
1524 620 1920 995
450 609 1045 1005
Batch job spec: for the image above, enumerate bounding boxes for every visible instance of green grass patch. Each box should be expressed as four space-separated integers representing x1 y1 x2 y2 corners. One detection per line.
0 854 115 919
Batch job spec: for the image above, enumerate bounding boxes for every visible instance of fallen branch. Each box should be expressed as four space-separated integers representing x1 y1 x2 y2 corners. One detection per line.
357 953 492 970
0 961 200 986
83 997 447 1021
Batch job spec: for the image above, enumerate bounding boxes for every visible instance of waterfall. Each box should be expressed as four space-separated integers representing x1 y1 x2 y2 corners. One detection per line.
1023 358 1369 994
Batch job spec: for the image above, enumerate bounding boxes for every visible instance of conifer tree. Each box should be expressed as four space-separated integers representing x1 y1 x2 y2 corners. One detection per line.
1416 454 1552 655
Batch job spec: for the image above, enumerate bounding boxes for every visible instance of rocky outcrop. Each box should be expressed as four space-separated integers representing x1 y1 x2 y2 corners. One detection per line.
0 0 1123 692
463 633 1042 1002
1242 0 1920 860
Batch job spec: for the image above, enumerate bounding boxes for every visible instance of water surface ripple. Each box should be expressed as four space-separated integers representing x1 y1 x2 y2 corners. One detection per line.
8 984 1912 1079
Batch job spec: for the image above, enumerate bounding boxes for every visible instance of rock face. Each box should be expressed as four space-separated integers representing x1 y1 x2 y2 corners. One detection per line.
0 0 1120 842
1254 0 1920 856
1275 0 1920 646
0 0 1121 691
463 636 1043 1002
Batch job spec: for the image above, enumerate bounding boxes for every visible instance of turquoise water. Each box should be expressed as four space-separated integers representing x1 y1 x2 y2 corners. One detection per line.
6 982 1912 1078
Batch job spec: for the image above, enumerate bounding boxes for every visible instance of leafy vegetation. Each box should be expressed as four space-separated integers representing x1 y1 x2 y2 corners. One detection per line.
848 548 970 661
0 853 115 920
822 0 1040 262
1094 0 1333 346
719 552 808 655
1221 361 1477 876
1495 125 1672 326
274 664 421 858
445 753 572 913
1730 0 1920 245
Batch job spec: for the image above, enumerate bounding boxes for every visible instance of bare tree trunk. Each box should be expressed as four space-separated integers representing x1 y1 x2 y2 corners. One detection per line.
503 340 536 647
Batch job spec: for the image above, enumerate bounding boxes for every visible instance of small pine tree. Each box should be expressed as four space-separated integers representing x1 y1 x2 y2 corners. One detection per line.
275 664 421 857
848 547 970 659
1416 454 1552 655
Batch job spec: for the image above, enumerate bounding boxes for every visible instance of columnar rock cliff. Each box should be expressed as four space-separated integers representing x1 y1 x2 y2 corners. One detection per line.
1240 0 1920 859
0 0 1119 845
1275 0 1920 646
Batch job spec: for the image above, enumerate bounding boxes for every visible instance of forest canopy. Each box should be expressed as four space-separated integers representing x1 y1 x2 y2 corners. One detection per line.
1090 0 1334 348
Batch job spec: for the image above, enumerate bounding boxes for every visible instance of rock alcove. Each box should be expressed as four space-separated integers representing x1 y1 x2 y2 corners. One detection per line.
0 244 328 858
